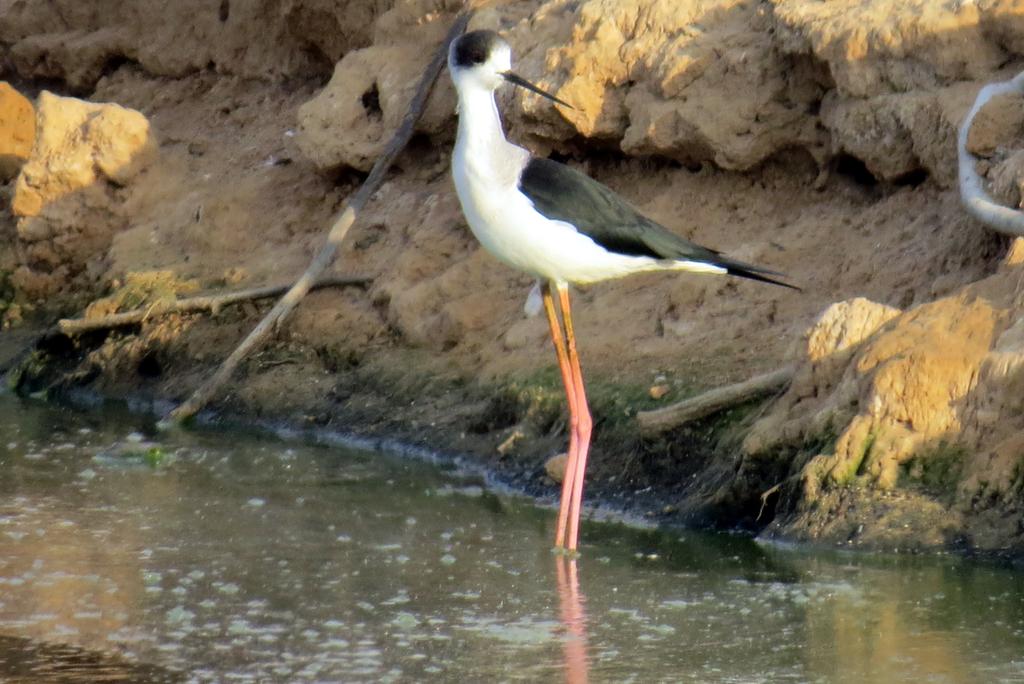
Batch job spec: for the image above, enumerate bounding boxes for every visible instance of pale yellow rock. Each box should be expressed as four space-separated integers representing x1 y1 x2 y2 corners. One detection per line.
743 298 901 456
806 298 903 363
820 296 997 489
0 82 35 181
745 279 1024 500
8 91 158 301
13 91 157 217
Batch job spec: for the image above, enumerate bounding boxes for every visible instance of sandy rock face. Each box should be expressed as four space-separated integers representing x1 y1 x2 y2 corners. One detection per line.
6 0 1021 188
512 0 827 169
296 0 462 172
296 0 1024 188
10 92 157 300
772 0 1016 186
770 0 1006 99
0 0 394 89
299 0 829 172
957 270 1024 511
744 253 1024 547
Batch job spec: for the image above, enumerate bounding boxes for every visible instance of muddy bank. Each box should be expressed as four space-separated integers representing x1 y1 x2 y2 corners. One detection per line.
1 0 1023 558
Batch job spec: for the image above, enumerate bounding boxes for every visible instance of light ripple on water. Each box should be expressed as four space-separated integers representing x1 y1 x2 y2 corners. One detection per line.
457 615 559 646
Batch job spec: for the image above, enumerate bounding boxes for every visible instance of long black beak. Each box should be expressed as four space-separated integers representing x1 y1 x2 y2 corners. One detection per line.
503 72 573 109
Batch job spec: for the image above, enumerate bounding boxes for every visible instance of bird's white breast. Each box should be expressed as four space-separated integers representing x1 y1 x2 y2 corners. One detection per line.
452 144 667 285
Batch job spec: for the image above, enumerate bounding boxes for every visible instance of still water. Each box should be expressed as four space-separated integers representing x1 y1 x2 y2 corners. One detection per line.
0 393 1022 683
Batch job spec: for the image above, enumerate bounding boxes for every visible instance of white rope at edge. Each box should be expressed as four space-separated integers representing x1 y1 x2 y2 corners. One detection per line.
957 71 1024 236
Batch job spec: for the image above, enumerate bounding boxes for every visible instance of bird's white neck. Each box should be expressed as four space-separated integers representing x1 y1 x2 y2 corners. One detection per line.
455 85 508 155
453 85 527 188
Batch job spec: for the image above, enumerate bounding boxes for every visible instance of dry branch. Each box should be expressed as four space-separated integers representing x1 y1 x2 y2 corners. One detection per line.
958 70 1024 236
57 276 370 335
757 482 783 521
636 366 795 435
161 11 472 427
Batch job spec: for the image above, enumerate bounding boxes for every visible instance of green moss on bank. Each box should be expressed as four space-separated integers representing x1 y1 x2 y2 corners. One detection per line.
900 439 967 498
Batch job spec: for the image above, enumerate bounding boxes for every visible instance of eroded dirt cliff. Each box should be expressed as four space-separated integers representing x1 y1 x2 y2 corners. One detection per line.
1 0 1021 557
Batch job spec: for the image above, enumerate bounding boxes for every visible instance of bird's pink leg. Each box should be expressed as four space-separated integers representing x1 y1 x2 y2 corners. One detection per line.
558 285 593 553
542 282 579 550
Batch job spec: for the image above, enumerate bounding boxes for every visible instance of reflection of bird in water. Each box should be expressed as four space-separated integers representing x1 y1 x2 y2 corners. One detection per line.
555 556 590 684
447 30 796 552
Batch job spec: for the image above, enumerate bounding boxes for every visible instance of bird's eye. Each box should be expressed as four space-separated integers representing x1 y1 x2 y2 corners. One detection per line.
455 44 487 67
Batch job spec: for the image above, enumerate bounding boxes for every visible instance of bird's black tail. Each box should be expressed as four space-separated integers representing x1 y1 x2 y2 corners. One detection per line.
719 257 801 291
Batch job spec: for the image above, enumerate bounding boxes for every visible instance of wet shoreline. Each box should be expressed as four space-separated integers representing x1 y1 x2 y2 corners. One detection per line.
45 385 1024 569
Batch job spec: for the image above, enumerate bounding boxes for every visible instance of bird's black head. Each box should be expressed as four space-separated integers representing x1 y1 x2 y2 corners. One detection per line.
447 29 573 108
450 30 502 69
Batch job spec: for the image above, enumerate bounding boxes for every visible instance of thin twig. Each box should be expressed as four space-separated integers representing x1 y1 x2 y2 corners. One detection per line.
161 11 472 427
958 70 1024 236
57 276 371 335
636 366 795 435
756 482 782 522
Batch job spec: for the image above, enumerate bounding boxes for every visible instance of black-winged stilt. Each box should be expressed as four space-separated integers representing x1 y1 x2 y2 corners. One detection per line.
447 29 796 553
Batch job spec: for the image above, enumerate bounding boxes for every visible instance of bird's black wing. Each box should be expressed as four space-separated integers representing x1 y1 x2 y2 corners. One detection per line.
518 157 797 289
